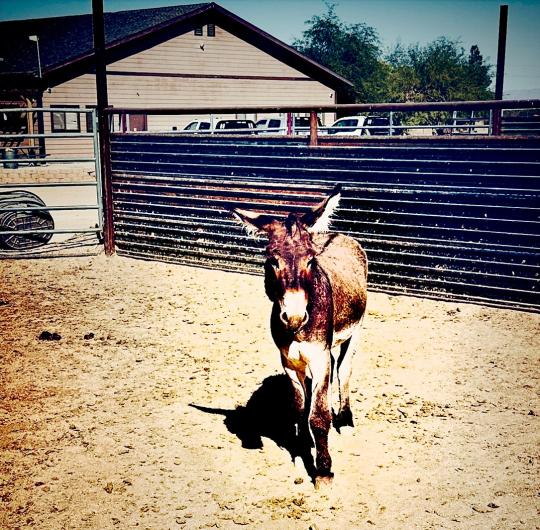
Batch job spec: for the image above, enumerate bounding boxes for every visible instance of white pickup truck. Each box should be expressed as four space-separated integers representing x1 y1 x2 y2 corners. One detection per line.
326 115 392 136
255 115 322 135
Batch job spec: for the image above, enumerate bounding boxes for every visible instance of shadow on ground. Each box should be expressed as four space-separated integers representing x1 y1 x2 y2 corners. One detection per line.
191 374 316 479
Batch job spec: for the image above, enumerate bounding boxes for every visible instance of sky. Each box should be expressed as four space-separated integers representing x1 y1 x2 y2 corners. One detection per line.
1 0 539 97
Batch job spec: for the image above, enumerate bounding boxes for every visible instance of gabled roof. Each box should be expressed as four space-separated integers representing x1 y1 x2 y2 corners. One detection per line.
0 4 210 76
0 2 353 95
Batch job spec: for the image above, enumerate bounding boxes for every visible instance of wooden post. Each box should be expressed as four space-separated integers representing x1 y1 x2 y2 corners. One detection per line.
492 4 508 136
309 111 318 147
25 98 34 149
92 0 115 255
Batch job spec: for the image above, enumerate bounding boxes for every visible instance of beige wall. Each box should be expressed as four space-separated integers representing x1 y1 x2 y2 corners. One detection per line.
40 24 336 157
108 24 311 78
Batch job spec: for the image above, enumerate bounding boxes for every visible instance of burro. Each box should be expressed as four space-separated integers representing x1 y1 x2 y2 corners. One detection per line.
232 185 368 488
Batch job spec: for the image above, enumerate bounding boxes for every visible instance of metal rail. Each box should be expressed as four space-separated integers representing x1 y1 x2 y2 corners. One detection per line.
105 99 540 140
109 133 540 311
105 99 540 115
0 107 103 253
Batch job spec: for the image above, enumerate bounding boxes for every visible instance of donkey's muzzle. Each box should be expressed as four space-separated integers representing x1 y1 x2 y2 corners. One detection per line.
280 310 309 332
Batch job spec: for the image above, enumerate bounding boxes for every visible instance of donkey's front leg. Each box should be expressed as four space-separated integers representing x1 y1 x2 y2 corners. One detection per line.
282 365 306 426
307 345 333 488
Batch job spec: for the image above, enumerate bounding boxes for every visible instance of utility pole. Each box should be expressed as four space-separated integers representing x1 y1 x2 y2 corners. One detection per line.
493 4 508 135
92 0 115 255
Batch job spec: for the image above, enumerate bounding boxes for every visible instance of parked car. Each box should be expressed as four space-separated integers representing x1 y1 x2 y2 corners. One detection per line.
256 115 322 135
256 117 286 133
326 115 395 136
215 119 256 132
182 120 211 132
181 119 256 133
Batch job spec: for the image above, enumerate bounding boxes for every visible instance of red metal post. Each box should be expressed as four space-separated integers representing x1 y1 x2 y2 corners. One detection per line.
309 111 318 147
92 0 115 255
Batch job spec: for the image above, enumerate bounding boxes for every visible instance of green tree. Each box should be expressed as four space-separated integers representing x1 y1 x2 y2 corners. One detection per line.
294 4 494 106
386 37 493 103
293 3 388 102
385 38 493 126
466 45 493 100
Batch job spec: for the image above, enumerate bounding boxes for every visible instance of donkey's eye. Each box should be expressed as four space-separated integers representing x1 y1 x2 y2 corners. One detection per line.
308 257 317 269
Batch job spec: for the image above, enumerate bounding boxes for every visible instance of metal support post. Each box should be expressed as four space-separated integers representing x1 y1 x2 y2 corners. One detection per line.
92 0 115 255
493 4 508 136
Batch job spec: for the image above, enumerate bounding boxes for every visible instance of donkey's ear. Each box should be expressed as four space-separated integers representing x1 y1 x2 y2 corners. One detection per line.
231 208 274 237
302 184 342 233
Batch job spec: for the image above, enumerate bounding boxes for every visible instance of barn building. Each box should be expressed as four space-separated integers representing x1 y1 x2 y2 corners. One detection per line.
0 2 353 156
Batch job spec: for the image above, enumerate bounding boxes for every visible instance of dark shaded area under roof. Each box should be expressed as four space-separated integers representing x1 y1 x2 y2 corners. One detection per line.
0 3 209 76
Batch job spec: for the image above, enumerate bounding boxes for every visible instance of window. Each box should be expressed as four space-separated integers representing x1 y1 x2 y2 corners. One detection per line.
294 116 322 127
85 105 97 133
184 121 210 131
109 114 121 133
366 117 389 127
333 119 360 129
195 24 215 37
51 105 80 133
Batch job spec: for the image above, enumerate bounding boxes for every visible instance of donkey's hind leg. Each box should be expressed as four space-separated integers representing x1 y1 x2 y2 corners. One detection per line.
333 325 362 431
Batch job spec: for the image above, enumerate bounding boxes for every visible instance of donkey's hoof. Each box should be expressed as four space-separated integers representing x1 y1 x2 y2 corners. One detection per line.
333 409 354 432
314 472 334 490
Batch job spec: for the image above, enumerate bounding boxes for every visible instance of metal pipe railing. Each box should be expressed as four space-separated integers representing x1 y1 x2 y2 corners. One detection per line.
101 99 539 139
103 99 540 116
0 107 103 252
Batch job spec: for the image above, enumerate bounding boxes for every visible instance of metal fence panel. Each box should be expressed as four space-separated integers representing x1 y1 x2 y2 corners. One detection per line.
110 134 540 311
0 108 102 257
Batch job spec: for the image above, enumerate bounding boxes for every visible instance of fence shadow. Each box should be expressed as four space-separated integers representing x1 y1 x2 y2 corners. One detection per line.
190 374 316 479
0 233 102 259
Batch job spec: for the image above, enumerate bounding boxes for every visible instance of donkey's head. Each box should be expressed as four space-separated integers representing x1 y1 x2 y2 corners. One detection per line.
232 185 341 332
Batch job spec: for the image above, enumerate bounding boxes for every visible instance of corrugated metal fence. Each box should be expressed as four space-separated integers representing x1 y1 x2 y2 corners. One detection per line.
110 134 540 311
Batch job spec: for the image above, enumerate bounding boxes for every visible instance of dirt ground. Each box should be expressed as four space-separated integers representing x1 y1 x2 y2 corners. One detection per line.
0 252 538 530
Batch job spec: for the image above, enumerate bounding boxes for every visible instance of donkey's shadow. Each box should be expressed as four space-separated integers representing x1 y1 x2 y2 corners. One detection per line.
190 374 316 478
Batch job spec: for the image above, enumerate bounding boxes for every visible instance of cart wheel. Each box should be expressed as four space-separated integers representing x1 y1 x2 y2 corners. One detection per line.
0 190 47 207
0 209 54 250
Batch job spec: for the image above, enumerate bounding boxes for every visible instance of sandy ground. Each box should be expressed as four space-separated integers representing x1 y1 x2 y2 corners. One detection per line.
0 252 538 529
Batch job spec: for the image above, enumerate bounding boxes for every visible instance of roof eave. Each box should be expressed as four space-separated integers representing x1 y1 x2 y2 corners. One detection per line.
211 4 353 90
42 3 215 79
26 2 354 92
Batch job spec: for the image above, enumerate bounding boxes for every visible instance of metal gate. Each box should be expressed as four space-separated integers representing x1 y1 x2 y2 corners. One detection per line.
109 133 540 312
0 107 102 257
